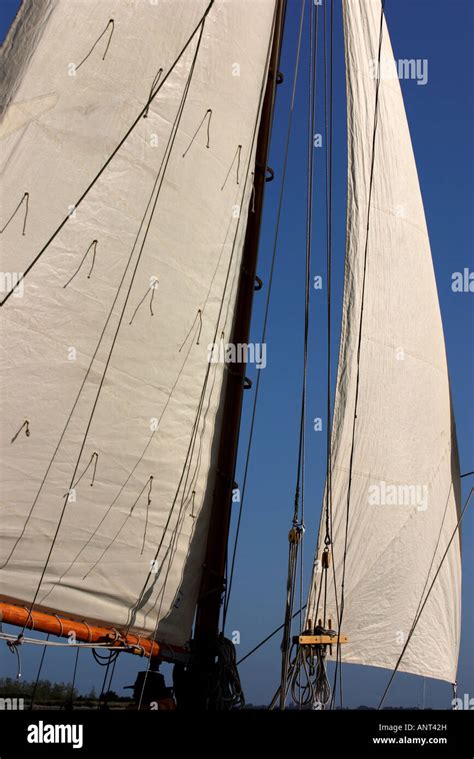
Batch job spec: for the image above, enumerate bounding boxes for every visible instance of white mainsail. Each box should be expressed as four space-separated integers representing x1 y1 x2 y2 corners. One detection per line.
306 0 461 683
0 0 276 646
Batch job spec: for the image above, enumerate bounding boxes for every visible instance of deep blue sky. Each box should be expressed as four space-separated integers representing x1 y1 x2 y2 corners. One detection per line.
1 1 472 708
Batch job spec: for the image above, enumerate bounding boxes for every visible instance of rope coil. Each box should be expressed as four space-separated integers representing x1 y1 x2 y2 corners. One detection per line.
209 636 245 710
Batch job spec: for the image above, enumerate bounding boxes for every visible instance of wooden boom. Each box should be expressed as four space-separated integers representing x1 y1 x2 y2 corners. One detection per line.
0 600 187 662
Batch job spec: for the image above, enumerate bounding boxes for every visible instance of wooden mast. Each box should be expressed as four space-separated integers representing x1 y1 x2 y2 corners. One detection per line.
189 0 287 705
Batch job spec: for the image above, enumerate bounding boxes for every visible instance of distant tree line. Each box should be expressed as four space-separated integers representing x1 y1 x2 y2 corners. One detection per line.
0 677 131 703
0 677 78 701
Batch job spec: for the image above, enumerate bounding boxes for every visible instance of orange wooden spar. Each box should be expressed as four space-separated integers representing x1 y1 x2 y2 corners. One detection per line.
0 601 185 661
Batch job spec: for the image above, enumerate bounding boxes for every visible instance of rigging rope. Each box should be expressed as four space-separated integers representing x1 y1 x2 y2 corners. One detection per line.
220 145 242 191
39 257 213 601
0 1 215 307
223 0 307 628
82 475 153 578
64 647 80 709
11 4 215 629
452 681 458 710
96 649 121 708
323 0 335 579
10 419 30 444
0 633 131 650
29 633 50 710
320 0 343 710
237 604 307 666
129 5 280 710
144 67 163 119
0 21 208 576
6 634 23 679
0 191 29 236
279 0 319 710
209 635 245 710
63 240 98 288
289 638 332 708
332 0 386 711
75 19 115 71
30 0 259 621
309 0 334 639
377 487 473 709
106 32 227 704
133 174 257 709
182 108 212 157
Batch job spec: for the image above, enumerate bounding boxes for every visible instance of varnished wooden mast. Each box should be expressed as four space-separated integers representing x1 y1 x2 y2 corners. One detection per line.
191 0 287 693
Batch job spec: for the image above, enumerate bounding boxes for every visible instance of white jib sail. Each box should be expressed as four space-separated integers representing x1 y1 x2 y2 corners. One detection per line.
0 0 276 646
306 0 461 683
